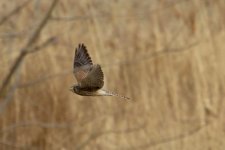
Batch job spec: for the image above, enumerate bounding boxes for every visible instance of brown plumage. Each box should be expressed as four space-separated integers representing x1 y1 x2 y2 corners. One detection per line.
70 43 129 99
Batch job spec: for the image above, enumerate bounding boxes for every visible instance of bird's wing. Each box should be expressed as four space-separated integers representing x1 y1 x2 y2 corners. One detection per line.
73 43 93 83
80 64 104 90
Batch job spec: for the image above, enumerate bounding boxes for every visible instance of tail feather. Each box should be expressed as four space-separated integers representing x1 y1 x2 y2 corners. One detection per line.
101 89 130 100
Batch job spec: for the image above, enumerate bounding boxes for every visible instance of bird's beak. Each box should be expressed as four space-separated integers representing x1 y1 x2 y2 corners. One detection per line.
69 86 73 92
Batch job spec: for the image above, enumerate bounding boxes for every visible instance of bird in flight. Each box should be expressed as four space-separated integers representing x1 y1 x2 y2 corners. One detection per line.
70 43 129 100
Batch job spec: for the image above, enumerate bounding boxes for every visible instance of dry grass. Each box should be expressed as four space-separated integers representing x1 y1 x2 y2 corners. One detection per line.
0 0 225 149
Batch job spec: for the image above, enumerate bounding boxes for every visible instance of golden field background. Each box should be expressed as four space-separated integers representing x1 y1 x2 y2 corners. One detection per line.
0 0 225 149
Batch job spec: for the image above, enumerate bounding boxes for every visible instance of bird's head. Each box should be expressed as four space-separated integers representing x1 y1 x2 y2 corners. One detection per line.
69 85 79 94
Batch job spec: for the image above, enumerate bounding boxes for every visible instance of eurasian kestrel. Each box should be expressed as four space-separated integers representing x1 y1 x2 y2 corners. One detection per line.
70 43 129 99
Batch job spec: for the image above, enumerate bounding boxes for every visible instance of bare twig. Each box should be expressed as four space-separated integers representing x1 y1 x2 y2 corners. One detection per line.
18 69 71 88
24 1 58 49
28 37 57 53
0 66 21 114
0 0 59 99
0 0 31 26
0 30 27 39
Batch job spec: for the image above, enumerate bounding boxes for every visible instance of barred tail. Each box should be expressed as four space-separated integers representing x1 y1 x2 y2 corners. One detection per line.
101 89 130 100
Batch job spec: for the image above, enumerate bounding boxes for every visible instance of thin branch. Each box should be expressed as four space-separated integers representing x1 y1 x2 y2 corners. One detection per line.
0 30 27 39
24 0 58 49
0 0 31 26
0 66 21 114
0 0 59 99
18 69 71 88
28 37 57 53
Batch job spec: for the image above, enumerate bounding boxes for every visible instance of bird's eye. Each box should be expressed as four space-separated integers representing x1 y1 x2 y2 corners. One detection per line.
73 86 76 92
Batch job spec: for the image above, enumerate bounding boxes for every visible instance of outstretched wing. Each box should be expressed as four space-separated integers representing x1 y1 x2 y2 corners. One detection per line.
73 43 93 83
80 64 104 90
73 43 92 68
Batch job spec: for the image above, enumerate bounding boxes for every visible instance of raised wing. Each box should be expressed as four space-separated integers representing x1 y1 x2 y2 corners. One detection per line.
74 43 92 69
73 44 93 83
80 64 104 90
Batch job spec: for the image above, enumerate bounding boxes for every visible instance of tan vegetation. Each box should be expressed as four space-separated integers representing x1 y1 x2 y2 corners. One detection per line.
0 0 225 149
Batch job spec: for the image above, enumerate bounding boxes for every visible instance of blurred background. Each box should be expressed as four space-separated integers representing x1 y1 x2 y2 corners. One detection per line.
0 0 225 149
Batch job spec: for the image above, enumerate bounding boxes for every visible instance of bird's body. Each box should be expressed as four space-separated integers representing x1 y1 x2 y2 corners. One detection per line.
70 43 129 100
71 87 109 97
